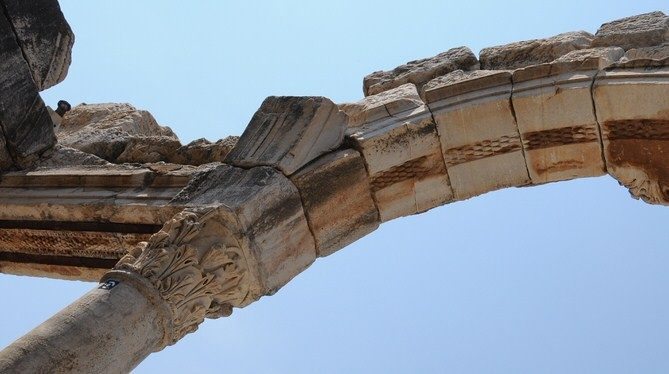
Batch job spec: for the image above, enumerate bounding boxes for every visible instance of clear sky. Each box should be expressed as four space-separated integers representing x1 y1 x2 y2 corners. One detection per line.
1 1 669 373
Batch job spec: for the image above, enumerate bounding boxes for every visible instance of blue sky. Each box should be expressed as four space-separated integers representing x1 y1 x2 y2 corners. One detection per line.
1 1 669 373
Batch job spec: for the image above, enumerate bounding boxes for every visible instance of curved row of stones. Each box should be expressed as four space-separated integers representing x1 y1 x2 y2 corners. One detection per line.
0 9 668 373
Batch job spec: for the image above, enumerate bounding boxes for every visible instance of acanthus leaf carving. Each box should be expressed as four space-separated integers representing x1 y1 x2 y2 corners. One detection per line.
113 209 251 345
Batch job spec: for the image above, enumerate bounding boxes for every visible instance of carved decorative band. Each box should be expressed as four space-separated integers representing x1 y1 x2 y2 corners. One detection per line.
370 156 445 192
443 135 521 166
603 119 669 141
522 125 599 151
111 209 251 345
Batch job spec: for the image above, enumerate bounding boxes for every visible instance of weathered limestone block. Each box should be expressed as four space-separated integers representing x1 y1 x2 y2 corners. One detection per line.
343 84 453 221
38 145 109 168
173 165 316 295
0 11 56 168
593 58 669 205
167 136 238 166
2 0 74 90
623 43 669 61
290 149 379 257
57 103 178 163
363 46 478 96
424 70 529 200
592 11 669 51
480 31 593 70
512 53 618 184
225 96 346 175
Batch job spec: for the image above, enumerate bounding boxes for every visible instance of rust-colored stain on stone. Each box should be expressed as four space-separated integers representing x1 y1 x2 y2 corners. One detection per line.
605 120 669 204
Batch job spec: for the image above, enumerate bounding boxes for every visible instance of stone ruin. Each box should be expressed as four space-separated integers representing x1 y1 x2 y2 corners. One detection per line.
0 2 667 372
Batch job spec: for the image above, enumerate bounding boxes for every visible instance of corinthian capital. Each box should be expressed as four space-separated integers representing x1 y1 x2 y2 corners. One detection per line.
104 209 254 346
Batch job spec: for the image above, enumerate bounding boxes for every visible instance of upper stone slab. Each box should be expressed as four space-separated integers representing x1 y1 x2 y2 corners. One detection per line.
363 46 478 96
225 96 347 175
592 11 669 51
2 0 74 91
480 31 593 70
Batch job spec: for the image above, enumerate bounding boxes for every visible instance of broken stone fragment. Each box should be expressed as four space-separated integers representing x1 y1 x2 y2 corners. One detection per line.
340 83 425 126
2 0 74 91
552 47 624 66
172 165 316 295
344 84 453 220
0 10 56 169
479 31 594 70
424 70 529 199
168 136 238 166
225 96 347 175
57 103 178 163
290 149 379 257
593 57 669 205
622 43 669 61
37 145 109 168
363 46 479 96
591 11 669 51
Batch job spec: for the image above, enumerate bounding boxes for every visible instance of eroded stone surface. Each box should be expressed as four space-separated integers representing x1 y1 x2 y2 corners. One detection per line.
290 149 379 257
512 55 609 184
592 11 669 51
345 84 453 220
173 165 316 294
363 46 478 96
169 136 238 166
2 0 74 91
425 70 529 199
623 43 669 61
480 31 594 70
0 10 56 169
225 96 346 175
594 58 669 204
57 103 177 163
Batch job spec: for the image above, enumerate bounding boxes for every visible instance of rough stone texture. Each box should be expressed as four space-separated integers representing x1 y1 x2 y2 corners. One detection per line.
623 43 669 61
340 83 424 126
363 46 478 97
512 55 610 184
0 281 167 373
594 58 669 205
225 96 346 175
344 84 453 220
57 103 178 163
2 0 74 91
592 11 669 51
168 136 238 165
480 31 594 70
290 149 379 257
425 70 530 199
173 165 316 294
553 47 625 65
0 10 56 169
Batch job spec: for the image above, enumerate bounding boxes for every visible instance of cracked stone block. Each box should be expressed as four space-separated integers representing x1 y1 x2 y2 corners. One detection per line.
511 54 615 184
592 11 669 51
424 70 529 200
290 149 379 257
343 84 453 221
2 0 74 90
173 165 316 295
593 58 669 205
225 96 347 175
0 10 56 169
363 46 478 96
480 31 594 70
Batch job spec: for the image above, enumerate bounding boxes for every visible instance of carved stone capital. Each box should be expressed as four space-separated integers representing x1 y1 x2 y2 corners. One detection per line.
103 209 254 345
